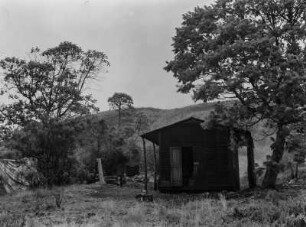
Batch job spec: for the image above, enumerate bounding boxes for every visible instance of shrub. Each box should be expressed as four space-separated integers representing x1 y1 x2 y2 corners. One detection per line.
7 120 83 186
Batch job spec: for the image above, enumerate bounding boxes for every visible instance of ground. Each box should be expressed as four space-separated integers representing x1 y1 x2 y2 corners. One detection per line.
1 180 306 227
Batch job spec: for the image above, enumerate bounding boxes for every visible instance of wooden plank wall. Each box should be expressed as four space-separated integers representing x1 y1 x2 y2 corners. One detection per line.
158 123 238 191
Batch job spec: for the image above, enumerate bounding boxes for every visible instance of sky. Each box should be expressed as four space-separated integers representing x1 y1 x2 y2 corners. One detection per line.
0 0 213 111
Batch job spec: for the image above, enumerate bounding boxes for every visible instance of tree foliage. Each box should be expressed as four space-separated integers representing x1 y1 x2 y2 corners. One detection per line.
0 42 109 185
84 117 108 154
165 0 306 187
0 41 109 127
75 124 133 178
134 112 150 135
285 122 306 179
8 119 85 185
108 92 134 126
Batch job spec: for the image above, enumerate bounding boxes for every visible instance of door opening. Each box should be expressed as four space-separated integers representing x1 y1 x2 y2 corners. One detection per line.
170 147 183 186
182 147 194 186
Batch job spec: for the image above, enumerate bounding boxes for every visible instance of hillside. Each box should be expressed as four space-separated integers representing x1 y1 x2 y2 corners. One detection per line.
0 101 272 183
94 102 272 182
97 102 271 157
98 102 221 131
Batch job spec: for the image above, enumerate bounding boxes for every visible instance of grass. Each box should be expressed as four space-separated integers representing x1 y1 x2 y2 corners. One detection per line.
1 181 306 227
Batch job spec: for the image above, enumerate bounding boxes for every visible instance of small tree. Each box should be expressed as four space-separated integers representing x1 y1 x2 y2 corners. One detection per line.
165 0 306 188
0 41 109 185
84 117 108 155
108 92 134 127
286 123 306 179
100 127 129 176
77 117 108 181
134 112 150 135
10 119 85 185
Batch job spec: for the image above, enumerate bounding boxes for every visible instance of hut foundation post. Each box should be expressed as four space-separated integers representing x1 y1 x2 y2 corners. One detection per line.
142 138 148 194
246 132 256 188
230 129 240 191
136 138 153 202
152 142 157 191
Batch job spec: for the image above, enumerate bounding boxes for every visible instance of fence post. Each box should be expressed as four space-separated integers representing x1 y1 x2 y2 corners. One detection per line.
97 158 105 185
142 138 148 194
152 142 158 191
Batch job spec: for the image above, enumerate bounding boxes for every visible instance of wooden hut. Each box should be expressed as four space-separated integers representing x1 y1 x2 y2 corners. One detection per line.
141 117 255 192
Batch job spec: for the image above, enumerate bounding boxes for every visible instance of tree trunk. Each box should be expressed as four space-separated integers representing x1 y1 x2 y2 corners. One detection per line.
295 163 299 179
262 124 289 188
290 164 295 179
152 142 158 191
118 106 121 127
142 138 148 194
246 131 256 188
97 139 101 155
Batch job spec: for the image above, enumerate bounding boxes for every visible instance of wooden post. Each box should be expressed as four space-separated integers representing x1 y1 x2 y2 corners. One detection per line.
152 142 157 191
142 138 148 194
97 158 105 185
230 128 240 191
246 131 256 188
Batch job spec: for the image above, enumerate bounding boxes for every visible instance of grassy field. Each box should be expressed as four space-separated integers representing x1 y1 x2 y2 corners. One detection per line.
1 181 306 227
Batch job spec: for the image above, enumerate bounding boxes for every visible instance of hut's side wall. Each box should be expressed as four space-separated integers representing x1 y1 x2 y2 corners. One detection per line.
158 122 239 192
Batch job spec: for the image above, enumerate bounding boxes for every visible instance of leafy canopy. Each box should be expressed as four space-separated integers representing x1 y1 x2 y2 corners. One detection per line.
165 0 306 126
108 92 134 110
0 41 110 127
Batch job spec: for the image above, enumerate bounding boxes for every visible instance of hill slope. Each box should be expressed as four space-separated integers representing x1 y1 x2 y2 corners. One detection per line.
0 102 272 180
96 101 271 166
97 102 217 131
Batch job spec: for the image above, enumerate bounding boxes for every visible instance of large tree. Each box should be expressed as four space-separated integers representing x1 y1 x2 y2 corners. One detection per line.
0 41 109 185
108 92 134 126
0 41 109 126
165 0 306 188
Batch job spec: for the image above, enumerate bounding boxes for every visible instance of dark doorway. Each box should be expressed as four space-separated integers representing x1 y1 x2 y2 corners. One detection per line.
170 147 183 186
182 146 194 186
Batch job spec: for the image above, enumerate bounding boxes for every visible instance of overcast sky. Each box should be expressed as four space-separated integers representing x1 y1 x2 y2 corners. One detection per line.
0 0 213 111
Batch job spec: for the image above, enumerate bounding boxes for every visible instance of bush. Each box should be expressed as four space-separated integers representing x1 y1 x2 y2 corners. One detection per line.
7 120 83 186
